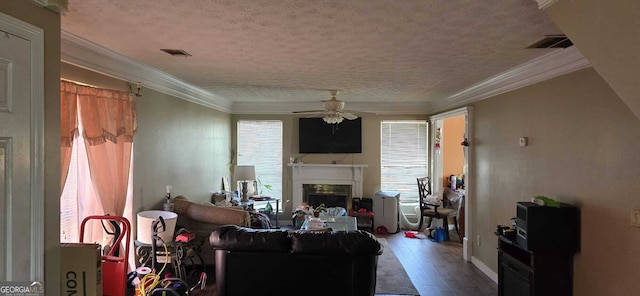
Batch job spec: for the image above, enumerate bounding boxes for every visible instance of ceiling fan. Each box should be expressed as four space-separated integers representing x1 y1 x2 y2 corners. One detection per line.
293 90 358 124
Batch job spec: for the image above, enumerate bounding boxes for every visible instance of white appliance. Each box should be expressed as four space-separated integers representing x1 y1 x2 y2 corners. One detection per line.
373 191 400 233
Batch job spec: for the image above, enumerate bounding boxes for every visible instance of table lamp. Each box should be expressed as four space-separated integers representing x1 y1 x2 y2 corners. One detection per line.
234 165 255 202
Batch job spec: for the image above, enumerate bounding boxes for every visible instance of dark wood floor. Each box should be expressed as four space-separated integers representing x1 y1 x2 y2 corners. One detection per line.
378 231 498 296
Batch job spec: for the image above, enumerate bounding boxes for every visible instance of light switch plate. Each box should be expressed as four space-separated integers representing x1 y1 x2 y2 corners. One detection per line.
631 209 640 228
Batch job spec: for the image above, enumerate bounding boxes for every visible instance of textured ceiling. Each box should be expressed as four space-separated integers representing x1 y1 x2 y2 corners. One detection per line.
61 0 564 113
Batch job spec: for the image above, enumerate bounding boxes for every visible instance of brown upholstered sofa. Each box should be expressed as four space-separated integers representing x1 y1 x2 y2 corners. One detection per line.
173 196 250 231
172 196 251 264
209 225 383 296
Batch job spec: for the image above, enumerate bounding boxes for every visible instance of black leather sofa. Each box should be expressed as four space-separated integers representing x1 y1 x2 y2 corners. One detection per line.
209 225 383 296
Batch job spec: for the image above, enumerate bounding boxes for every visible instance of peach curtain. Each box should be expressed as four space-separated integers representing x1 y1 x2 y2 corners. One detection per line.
60 81 79 187
76 85 137 217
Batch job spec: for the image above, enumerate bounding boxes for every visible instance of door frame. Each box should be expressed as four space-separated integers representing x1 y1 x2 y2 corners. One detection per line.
0 11 45 280
430 106 472 261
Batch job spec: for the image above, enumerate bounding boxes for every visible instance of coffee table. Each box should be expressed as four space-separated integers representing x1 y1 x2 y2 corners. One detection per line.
301 216 357 232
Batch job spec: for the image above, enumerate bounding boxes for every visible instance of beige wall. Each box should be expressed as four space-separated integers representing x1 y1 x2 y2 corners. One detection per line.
6 2 635 294
442 115 465 187
0 1 61 292
134 89 231 209
546 1 640 121
232 114 428 214
470 67 640 295
61 63 233 212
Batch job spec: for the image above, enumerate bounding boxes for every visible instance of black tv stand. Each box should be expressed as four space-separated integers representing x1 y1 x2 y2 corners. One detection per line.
498 236 575 296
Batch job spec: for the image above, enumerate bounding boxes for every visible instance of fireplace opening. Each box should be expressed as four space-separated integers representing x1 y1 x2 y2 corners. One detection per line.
307 194 347 209
303 184 352 210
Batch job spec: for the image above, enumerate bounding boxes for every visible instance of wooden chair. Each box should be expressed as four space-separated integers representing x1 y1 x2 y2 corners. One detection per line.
417 177 456 240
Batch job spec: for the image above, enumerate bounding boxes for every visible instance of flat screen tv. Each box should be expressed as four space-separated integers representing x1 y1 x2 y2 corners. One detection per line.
298 117 362 154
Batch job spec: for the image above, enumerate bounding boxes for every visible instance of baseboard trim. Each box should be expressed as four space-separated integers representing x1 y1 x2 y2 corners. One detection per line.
471 256 498 283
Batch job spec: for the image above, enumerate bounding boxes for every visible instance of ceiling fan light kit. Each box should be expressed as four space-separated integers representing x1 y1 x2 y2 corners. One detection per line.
323 113 344 124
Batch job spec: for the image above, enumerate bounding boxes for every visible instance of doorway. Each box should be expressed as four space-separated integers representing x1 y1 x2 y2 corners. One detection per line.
430 107 471 261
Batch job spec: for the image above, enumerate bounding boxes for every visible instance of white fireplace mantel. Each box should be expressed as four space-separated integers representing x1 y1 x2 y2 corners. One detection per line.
289 163 367 207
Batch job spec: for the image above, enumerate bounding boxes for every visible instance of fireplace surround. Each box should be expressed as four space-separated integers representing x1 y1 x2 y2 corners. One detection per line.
289 163 367 210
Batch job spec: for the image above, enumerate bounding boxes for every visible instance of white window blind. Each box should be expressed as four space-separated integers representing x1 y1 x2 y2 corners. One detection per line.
60 138 79 242
237 120 283 206
380 120 429 203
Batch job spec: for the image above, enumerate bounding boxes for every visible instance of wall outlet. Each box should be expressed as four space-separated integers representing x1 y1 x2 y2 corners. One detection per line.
477 234 481 246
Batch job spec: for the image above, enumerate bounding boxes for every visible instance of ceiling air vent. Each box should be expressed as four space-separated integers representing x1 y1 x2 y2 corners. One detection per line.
526 35 573 49
160 49 192 57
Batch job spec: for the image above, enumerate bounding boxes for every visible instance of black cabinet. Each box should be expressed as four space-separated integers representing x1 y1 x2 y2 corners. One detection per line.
498 237 574 296
498 202 579 296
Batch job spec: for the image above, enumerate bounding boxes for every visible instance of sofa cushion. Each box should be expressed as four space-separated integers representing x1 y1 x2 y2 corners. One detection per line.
209 225 291 252
290 230 383 256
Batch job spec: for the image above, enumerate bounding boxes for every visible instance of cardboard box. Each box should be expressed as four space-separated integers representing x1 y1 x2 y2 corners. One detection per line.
61 243 102 296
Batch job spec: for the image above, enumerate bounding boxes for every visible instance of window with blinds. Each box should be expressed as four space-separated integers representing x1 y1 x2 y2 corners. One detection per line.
380 120 429 203
60 125 133 243
237 120 283 207
60 138 80 242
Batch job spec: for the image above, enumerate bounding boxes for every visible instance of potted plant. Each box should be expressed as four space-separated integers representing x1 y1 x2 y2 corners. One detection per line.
257 178 272 196
313 203 328 218
251 178 272 201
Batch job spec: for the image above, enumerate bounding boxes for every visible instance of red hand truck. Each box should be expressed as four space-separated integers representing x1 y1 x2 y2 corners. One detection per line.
80 215 131 296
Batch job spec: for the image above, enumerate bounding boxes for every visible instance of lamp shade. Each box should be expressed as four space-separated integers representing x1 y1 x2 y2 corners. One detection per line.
234 165 255 181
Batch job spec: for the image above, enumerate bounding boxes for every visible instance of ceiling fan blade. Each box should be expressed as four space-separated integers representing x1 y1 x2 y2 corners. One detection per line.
342 112 358 120
293 110 325 114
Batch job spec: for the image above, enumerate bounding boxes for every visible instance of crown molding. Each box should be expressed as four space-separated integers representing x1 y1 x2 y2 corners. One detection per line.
62 28 589 116
236 47 590 115
31 0 68 14
232 101 432 115
61 30 233 112
430 46 591 113
535 0 560 10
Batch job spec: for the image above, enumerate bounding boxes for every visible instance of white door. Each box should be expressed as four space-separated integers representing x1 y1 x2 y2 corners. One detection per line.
0 13 44 282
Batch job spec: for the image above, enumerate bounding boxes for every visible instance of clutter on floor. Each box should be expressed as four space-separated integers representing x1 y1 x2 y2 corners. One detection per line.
131 213 208 295
404 230 427 239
